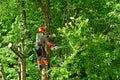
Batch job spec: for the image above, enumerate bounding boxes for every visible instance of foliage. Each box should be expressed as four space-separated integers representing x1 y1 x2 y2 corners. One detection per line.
0 0 120 80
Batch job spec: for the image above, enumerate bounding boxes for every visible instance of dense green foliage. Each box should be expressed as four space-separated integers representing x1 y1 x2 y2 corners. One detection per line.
0 0 120 80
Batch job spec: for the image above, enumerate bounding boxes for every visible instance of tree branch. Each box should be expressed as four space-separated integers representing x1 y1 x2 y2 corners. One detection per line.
8 43 25 59
36 0 46 14
37 0 50 27
20 0 27 29
46 0 50 13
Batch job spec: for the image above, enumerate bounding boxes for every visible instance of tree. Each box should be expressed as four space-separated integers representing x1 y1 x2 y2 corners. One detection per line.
8 0 27 79
0 0 120 80
36 0 50 80
50 0 120 80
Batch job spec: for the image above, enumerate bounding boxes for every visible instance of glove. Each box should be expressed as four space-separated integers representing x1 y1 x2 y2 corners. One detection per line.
51 46 58 50
52 34 56 37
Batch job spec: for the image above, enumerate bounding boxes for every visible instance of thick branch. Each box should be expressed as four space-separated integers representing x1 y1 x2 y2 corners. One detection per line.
20 0 31 38
37 0 50 27
20 38 25 55
37 0 46 14
46 0 50 13
8 43 25 59
45 0 50 28
20 0 27 29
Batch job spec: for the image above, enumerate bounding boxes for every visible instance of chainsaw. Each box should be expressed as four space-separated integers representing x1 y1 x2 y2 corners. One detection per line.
51 45 68 50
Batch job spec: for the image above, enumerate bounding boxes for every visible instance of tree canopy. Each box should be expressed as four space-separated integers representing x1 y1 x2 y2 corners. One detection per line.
0 0 120 80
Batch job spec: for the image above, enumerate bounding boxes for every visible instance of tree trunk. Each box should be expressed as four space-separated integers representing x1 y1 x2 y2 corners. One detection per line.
17 71 21 80
17 55 21 80
8 41 26 80
36 0 50 80
17 66 21 80
20 0 27 79
41 68 49 80
0 63 6 80
15 57 21 80
8 0 27 80
8 42 26 80
20 58 26 80
20 0 26 30
20 38 26 80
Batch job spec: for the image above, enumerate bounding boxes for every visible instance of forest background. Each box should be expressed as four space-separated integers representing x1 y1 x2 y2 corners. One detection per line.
0 0 120 80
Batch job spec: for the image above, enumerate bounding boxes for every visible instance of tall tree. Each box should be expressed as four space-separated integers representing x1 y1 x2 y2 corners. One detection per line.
36 0 50 80
8 0 27 80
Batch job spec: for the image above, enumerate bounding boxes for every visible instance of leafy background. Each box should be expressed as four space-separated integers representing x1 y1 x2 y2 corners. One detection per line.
0 0 120 80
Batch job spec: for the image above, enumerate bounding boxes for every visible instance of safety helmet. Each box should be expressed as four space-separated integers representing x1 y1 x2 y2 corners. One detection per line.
39 26 45 33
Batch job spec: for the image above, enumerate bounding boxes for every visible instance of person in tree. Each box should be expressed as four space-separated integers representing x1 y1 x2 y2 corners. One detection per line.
35 26 57 70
